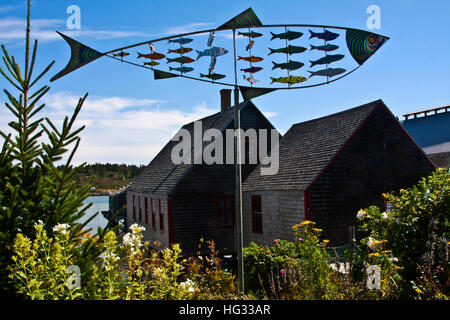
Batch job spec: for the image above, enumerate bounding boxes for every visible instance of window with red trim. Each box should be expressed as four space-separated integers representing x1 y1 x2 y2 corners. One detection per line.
144 197 148 224
138 197 142 221
216 195 234 228
159 199 164 230
133 195 136 220
151 198 156 228
251 195 262 234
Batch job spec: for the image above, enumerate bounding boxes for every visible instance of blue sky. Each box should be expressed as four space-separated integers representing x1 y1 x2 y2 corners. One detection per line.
1 0 449 165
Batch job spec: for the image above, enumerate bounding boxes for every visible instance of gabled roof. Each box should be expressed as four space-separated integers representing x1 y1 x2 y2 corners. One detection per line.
243 100 385 191
128 100 268 195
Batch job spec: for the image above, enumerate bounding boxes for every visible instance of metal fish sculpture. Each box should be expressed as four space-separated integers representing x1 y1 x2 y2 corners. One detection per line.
243 74 259 84
310 44 339 52
168 37 193 44
113 51 129 58
268 45 307 55
196 47 228 60
308 68 346 78
309 29 340 41
137 52 165 60
168 47 193 54
246 40 255 51
270 30 303 41
167 56 195 64
238 31 263 38
169 66 194 73
270 75 307 85
144 61 160 66
200 73 226 80
272 60 304 71
238 56 264 63
50 7 388 100
309 54 345 67
241 66 263 73
207 31 215 46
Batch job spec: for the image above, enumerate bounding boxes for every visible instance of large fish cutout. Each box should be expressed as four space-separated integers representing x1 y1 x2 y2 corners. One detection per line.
51 7 389 101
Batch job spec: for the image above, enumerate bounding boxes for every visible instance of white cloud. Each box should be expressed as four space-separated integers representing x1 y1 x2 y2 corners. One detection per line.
1 91 216 165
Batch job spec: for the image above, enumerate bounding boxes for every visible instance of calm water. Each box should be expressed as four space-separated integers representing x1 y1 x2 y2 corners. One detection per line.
78 196 109 233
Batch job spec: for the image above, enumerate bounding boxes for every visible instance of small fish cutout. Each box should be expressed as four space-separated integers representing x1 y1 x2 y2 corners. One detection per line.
309 29 340 41
310 44 339 52
169 66 194 73
168 47 193 54
137 52 165 60
207 31 215 46
200 73 226 80
167 56 195 64
144 61 160 67
246 40 255 51
243 74 259 84
309 54 345 67
238 31 263 38
241 66 263 73
272 60 304 71
196 47 228 60
113 52 129 60
308 68 346 78
209 56 217 74
238 56 264 63
270 30 303 41
270 75 307 85
268 45 307 55
168 37 193 45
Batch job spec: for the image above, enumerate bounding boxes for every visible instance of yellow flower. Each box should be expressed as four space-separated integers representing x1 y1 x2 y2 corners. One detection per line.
381 250 392 254
323 239 329 245
369 252 380 257
312 228 322 233
292 220 316 229
415 288 423 294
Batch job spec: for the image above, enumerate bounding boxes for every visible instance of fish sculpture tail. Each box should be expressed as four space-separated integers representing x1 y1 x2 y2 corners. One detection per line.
195 50 203 60
268 48 275 56
309 60 315 68
272 61 278 70
308 71 315 78
270 77 276 84
237 56 243 61
310 44 315 51
270 32 277 40
309 30 315 39
137 52 143 58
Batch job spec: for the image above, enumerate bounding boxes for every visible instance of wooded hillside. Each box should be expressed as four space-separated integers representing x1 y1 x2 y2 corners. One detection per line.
70 163 145 193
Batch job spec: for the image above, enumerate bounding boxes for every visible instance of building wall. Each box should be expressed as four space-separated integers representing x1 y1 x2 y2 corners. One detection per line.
308 105 435 245
242 190 305 247
126 191 170 249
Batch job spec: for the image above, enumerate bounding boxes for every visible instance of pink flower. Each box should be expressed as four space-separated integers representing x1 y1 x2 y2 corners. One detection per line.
280 269 285 275
273 239 280 243
297 237 303 241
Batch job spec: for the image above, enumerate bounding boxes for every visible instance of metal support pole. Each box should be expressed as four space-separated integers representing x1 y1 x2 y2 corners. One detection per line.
232 28 244 293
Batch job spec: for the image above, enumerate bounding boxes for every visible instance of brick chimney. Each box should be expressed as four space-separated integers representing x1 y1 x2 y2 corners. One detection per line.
220 89 232 112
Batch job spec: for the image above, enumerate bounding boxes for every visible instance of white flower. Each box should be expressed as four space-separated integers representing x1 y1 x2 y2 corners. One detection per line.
180 279 195 293
367 237 376 250
130 223 145 233
53 223 70 234
357 209 367 220
382 211 390 222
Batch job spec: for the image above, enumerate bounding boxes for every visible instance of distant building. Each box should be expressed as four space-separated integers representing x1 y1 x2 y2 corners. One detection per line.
128 97 435 253
401 105 450 168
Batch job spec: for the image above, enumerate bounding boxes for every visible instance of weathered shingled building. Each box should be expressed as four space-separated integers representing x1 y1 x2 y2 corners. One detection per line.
126 93 278 255
127 97 435 254
242 99 435 246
